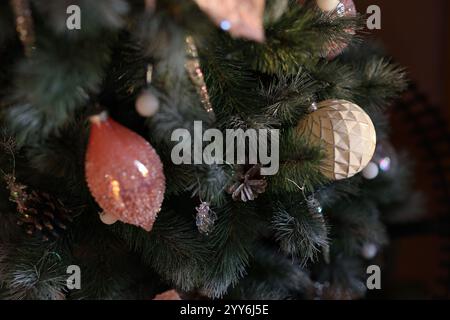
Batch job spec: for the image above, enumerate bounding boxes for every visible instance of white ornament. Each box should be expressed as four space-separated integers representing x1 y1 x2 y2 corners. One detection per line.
316 0 340 12
362 161 379 180
99 211 118 225
136 90 160 117
362 243 378 260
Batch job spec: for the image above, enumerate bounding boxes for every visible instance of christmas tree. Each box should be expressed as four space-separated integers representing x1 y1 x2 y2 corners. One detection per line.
0 0 413 300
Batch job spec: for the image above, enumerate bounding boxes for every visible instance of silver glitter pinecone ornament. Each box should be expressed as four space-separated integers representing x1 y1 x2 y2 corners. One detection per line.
196 202 217 235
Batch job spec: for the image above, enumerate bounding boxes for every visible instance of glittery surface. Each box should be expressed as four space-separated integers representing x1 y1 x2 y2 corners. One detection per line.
85 114 165 232
326 0 357 59
195 202 217 235
299 0 356 15
336 0 356 16
10 0 35 57
153 289 181 300
193 0 266 42
298 0 357 59
185 36 215 118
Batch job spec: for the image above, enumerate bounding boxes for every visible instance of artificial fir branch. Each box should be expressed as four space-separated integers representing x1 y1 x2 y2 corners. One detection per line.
245 4 365 74
352 58 407 111
227 245 315 300
272 197 329 266
4 36 114 146
113 209 210 292
328 200 388 257
269 128 326 193
0 0 415 300
202 201 261 298
0 244 67 300
262 70 317 125
201 35 261 121
311 61 358 101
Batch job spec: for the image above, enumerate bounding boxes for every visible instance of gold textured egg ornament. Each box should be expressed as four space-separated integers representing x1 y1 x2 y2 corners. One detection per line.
297 100 377 180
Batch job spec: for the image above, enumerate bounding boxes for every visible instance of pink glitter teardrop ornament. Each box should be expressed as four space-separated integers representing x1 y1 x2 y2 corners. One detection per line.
297 0 357 59
324 0 356 60
153 289 182 300
85 112 165 232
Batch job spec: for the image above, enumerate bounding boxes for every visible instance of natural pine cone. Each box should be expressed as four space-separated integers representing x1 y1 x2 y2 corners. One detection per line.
16 191 74 241
227 165 267 202
5 174 74 242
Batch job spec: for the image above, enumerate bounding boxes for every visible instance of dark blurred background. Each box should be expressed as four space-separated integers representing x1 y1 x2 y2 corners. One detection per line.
356 0 450 298
358 0 449 114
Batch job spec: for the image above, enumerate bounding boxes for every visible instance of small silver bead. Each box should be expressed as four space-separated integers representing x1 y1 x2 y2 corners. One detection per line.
336 2 346 17
309 102 318 113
